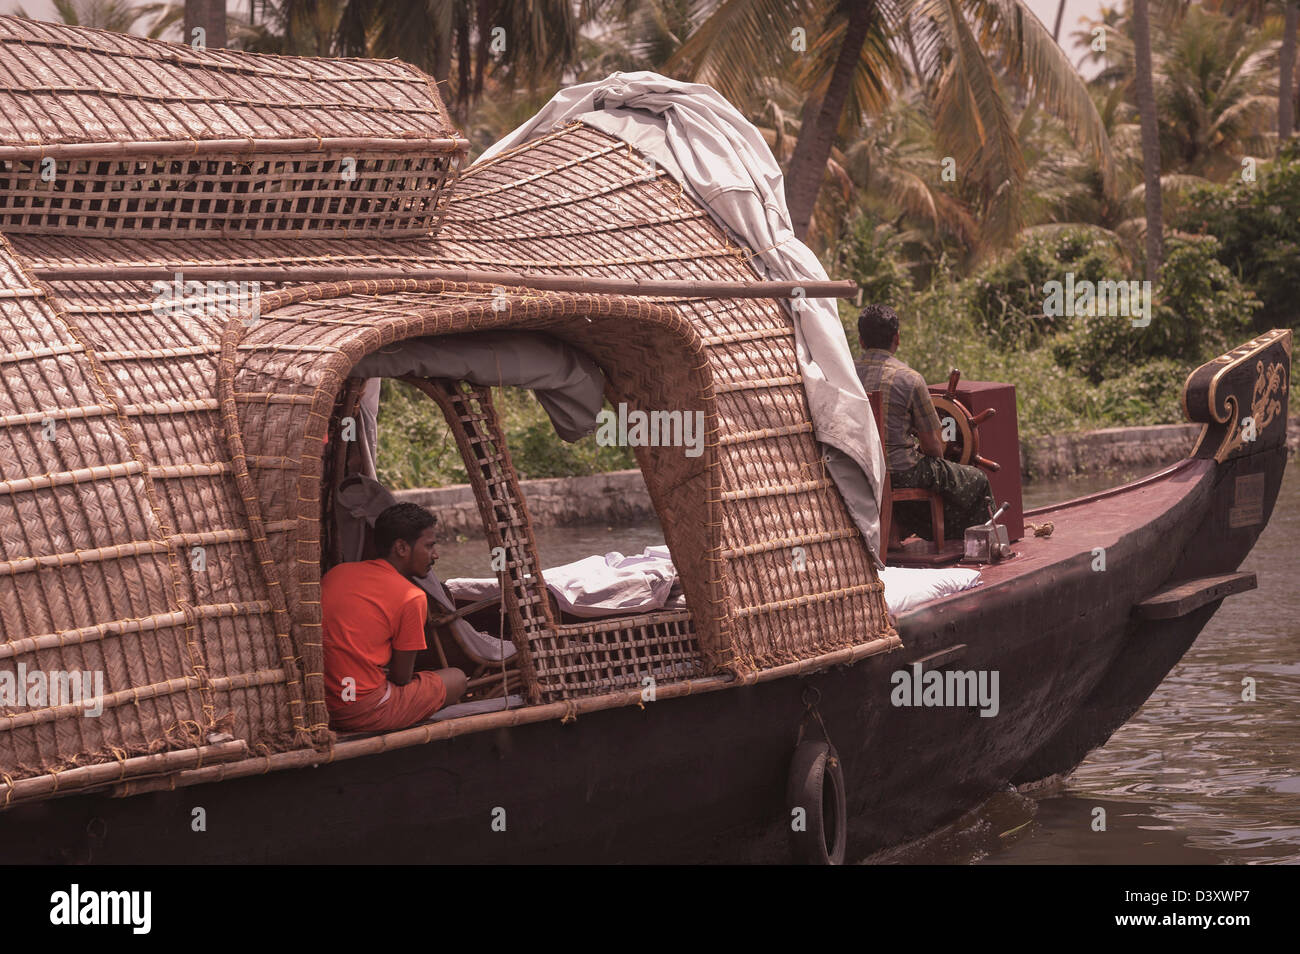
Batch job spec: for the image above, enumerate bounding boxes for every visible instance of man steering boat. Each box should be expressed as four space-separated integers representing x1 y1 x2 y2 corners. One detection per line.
854 303 994 543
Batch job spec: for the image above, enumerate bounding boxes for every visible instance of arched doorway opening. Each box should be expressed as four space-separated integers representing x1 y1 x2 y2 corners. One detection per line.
318 333 710 709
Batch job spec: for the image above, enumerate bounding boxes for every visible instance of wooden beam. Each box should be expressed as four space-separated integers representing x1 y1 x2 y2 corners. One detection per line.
29 265 859 300
909 644 967 670
1133 572 1257 620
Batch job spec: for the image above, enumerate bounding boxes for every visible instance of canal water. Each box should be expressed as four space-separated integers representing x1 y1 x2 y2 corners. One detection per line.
432 464 1300 864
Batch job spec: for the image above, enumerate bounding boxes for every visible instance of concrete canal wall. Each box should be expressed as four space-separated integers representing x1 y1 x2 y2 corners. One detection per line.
395 470 658 538
1027 414 1300 479
396 416 1300 537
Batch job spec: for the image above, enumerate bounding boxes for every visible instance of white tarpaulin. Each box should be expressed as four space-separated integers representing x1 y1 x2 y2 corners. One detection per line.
352 330 605 442
478 72 887 561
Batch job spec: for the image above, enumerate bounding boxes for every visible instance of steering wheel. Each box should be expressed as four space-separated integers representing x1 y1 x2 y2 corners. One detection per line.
931 369 1000 473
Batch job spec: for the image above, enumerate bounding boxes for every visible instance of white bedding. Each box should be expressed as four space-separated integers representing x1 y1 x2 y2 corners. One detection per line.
447 545 682 619
447 546 979 618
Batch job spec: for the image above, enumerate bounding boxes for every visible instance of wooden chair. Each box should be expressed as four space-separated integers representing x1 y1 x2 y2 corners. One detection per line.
867 390 947 556
423 593 521 699
888 487 945 554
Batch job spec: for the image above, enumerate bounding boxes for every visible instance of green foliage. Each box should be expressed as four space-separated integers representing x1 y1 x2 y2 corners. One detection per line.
496 389 635 480
1176 141 1300 333
374 380 467 489
891 281 1108 439
1051 235 1259 382
837 228 1262 442
833 215 913 311
374 380 634 490
378 224 1268 490
1089 359 1189 429
966 228 1124 349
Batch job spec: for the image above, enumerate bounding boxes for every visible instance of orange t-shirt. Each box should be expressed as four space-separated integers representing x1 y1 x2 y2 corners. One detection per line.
321 559 428 710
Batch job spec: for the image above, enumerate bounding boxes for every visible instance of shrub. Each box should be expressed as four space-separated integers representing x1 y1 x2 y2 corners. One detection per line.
1051 235 1259 382
375 379 466 488
1090 358 1189 428
375 381 634 488
1177 140 1300 333
967 228 1124 349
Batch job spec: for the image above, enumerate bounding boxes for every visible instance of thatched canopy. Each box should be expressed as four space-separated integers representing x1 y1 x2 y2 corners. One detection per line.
0 18 894 800
0 15 466 239
0 15 458 148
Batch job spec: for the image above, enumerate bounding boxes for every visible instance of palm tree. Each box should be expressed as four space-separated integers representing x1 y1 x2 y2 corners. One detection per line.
1075 1 1288 277
1131 0 1162 281
578 0 703 74
15 0 146 32
1282 1 1298 139
668 0 1116 248
184 0 226 47
784 1 877 237
228 2 581 126
840 95 978 264
335 0 579 125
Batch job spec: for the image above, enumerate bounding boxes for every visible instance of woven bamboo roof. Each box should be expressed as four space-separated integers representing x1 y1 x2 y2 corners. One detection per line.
0 21 894 799
0 14 459 149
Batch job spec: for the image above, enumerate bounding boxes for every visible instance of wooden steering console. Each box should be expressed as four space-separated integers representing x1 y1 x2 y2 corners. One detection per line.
931 369 1001 473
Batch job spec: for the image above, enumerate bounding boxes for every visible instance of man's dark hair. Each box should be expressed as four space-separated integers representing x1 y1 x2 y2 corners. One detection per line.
373 503 436 555
858 304 901 350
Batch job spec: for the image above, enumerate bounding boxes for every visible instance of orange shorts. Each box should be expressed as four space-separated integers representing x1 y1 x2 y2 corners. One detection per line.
329 671 447 733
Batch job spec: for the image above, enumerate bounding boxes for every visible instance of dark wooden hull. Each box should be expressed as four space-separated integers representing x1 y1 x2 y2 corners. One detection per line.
0 441 1284 864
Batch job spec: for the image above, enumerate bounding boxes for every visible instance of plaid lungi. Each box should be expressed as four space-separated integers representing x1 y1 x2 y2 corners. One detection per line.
891 456 993 541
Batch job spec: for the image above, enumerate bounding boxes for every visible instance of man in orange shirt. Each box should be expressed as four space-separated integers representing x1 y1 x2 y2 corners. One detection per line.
322 503 467 733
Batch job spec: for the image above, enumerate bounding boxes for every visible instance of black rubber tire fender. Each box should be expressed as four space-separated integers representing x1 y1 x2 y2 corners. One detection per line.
786 740 848 865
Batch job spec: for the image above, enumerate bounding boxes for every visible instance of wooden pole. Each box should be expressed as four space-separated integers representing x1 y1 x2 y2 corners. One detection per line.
0 739 248 807
31 266 859 300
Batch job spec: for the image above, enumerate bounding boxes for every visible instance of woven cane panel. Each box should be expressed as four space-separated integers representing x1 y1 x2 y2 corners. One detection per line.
10 119 893 675
211 282 718 716
0 240 295 785
0 16 467 239
438 125 892 668
0 152 459 237
0 238 301 786
418 381 556 703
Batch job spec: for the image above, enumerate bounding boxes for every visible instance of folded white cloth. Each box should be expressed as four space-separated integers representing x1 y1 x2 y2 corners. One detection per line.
448 545 680 619
878 566 982 615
